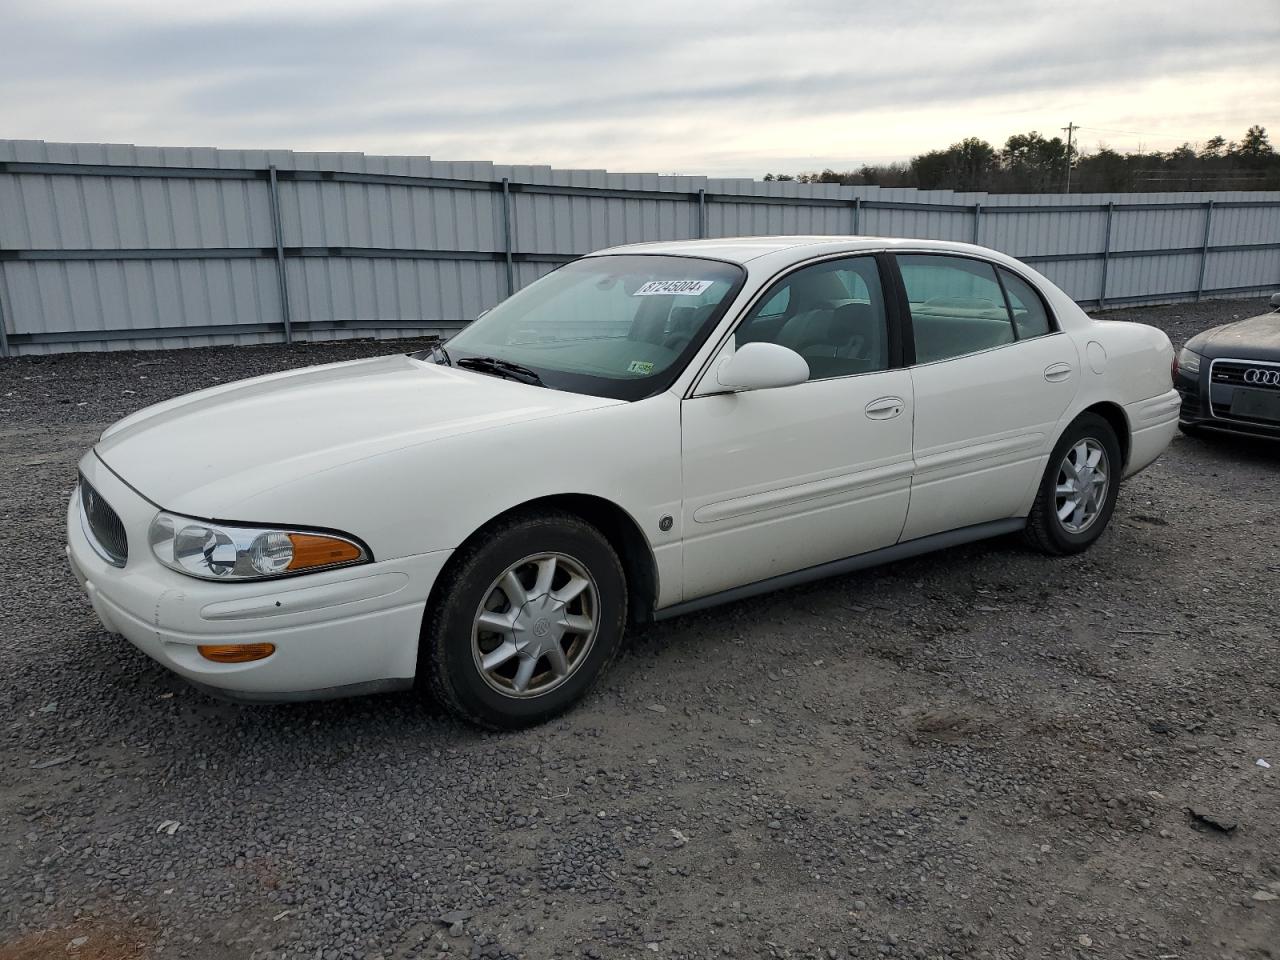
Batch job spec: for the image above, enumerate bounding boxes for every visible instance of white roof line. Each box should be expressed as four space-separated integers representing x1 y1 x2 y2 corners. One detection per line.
591 235 1000 265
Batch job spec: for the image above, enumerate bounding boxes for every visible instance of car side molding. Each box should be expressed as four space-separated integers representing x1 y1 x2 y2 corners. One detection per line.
653 517 1028 621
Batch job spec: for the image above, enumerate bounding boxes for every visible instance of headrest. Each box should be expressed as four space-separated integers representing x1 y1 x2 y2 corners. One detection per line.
789 269 849 310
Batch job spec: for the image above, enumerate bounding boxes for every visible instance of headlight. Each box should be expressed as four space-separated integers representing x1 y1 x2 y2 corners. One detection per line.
1176 347 1202 378
148 512 368 581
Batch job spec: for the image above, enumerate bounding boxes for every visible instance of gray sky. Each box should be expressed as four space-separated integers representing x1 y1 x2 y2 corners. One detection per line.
2 0 1278 177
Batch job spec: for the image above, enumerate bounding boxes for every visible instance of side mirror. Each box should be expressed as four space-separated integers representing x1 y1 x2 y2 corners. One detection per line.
716 342 809 391
1270 292 1280 310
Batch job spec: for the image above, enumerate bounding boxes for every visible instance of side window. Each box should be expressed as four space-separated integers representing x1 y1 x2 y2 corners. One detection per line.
734 257 889 381
898 255 1015 364
999 268 1053 339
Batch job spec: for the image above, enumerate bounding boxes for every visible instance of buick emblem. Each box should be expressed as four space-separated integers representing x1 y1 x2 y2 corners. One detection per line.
1244 367 1280 386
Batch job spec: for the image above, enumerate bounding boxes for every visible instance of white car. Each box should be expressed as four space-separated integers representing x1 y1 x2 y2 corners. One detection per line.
68 236 1180 727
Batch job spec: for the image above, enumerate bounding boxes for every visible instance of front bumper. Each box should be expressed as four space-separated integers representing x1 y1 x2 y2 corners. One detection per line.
1176 364 1280 439
67 453 452 701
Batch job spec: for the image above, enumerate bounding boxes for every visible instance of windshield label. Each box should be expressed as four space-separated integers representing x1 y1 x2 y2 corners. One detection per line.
633 279 714 297
627 360 655 374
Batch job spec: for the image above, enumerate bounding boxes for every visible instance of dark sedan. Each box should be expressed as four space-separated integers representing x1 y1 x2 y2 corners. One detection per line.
1176 293 1280 439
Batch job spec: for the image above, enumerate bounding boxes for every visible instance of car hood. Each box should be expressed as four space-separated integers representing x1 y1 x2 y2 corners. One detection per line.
95 353 621 516
1186 310 1280 360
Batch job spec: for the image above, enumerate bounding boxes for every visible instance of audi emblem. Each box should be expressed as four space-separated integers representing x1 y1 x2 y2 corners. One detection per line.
1243 367 1280 386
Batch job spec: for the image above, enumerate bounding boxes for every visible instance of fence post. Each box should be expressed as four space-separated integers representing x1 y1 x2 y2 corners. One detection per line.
501 177 515 297
1195 200 1215 303
267 166 293 344
0 271 11 359
852 196 861 235
972 202 982 245
697 188 707 239
1098 201 1115 310
0 180 8 356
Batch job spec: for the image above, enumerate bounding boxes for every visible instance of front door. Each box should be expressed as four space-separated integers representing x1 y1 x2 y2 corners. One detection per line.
679 255 915 600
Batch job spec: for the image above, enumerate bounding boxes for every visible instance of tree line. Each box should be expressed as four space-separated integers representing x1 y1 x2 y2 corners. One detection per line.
763 126 1280 193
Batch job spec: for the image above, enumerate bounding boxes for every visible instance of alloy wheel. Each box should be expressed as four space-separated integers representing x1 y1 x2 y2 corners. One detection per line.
1055 438 1110 534
471 552 599 698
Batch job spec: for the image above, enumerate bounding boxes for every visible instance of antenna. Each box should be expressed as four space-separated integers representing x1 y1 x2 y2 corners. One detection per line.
1062 121 1078 193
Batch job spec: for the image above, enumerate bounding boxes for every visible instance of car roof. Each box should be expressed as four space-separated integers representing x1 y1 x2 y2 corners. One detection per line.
589 235 1015 267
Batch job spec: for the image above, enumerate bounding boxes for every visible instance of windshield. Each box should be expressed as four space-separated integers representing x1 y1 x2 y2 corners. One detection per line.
441 254 746 400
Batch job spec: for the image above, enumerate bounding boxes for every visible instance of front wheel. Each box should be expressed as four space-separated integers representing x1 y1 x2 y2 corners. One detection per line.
421 510 627 729
1024 412 1123 555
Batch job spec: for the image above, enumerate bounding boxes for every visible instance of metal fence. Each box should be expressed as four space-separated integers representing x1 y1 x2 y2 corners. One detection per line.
2 139 1279 356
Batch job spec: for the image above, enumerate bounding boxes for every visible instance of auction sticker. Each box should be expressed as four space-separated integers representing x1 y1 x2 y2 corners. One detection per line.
633 279 714 297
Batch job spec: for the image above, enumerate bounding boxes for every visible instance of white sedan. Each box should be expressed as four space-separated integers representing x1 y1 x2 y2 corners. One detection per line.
68 236 1180 727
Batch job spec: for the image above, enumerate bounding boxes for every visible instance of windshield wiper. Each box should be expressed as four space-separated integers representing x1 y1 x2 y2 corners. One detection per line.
410 343 451 365
455 355 545 387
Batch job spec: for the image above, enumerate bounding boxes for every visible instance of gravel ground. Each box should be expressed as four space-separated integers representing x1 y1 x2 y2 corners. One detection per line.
1 299 1277 960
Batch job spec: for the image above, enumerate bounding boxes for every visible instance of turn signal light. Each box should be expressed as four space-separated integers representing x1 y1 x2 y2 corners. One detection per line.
287 534 364 572
198 643 276 663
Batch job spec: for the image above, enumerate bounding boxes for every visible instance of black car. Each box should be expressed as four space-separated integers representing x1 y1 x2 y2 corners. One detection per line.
1175 293 1280 439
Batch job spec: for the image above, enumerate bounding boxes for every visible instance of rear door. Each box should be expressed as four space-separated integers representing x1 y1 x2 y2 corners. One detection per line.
893 253 1079 541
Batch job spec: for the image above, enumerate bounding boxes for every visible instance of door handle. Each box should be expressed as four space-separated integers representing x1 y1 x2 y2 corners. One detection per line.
865 396 905 420
1044 362 1073 382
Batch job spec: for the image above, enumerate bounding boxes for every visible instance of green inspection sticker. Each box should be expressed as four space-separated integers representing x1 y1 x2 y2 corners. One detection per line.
627 360 655 374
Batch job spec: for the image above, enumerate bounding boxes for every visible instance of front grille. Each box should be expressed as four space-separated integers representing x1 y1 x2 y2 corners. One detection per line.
79 477 128 567
1211 360 1280 392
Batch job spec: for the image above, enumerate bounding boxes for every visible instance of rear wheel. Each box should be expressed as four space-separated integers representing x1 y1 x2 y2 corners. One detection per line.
422 510 627 729
1024 412 1122 555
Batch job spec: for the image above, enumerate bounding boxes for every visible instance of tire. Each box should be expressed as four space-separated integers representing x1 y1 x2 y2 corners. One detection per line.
1178 422 1204 438
1024 412 1123 556
421 509 627 729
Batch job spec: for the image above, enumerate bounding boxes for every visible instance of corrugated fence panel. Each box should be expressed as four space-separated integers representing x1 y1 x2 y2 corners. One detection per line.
2 138 1279 355
707 199 849 240
1204 246 1280 293
510 190 699 255
283 255 494 339
1033 258 1105 304
1110 205 1203 253
1 257 282 343
1210 202 1277 246
865 206 972 242
0 169 273 250
1106 252 1203 301
987 209 1108 259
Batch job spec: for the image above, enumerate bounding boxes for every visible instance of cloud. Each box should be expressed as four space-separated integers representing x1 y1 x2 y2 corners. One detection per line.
1 0 1277 176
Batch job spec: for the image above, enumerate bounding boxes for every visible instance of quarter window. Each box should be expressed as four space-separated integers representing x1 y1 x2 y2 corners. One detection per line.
999 268 1053 339
734 257 889 381
898 255 1015 364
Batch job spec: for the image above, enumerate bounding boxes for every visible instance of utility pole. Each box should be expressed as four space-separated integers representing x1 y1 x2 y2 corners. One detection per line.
1062 121 1078 193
